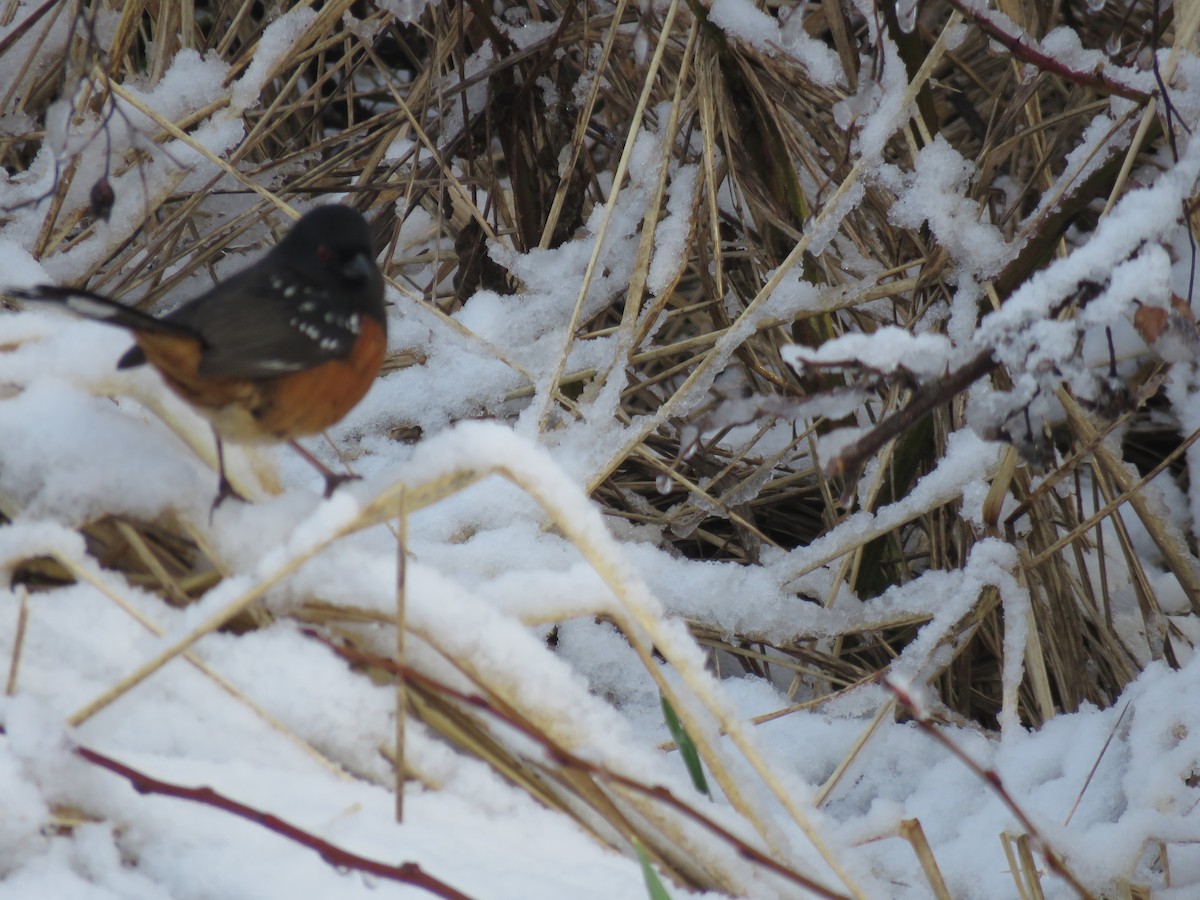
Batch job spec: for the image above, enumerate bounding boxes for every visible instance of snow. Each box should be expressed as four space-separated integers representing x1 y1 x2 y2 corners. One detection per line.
709 0 843 88
231 8 319 111
3 1 1200 899
783 327 957 380
886 137 1010 342
648 164 699 297
707 0 780 56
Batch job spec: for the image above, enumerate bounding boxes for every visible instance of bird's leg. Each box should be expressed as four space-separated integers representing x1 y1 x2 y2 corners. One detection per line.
288 439 358 498
211 432 250 511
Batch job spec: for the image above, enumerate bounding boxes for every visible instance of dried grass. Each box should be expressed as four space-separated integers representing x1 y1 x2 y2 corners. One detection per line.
2 1 1196 897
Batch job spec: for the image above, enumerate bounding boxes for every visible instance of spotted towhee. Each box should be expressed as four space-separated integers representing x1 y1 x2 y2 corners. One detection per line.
10 204 388 505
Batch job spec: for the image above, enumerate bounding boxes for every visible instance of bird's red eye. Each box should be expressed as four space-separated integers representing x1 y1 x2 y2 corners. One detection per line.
316 243 333 261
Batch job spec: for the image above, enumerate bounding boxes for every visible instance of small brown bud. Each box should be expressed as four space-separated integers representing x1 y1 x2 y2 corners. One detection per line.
89 176 115 222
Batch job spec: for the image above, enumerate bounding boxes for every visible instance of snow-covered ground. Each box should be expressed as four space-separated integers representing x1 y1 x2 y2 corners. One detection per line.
4 1 1200 898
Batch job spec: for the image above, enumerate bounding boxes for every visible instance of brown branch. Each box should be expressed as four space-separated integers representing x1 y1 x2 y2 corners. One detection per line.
75 745 474 900
946 0 1151 103
304 629 852 900
828 348 998 478
0 0 62 60
885 678 1096 899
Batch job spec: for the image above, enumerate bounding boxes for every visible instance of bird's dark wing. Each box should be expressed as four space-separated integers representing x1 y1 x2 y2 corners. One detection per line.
162 266 364 380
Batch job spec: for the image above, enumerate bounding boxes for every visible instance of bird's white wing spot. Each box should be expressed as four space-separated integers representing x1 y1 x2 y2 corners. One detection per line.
65 297 122 319
254 358 301 372
321 311 361 334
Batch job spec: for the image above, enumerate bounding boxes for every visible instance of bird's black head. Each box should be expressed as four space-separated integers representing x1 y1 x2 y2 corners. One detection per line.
268 204 385 324
277 205 381 289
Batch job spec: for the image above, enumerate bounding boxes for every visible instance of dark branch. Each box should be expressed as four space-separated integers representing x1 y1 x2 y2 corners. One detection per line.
75 745 474 900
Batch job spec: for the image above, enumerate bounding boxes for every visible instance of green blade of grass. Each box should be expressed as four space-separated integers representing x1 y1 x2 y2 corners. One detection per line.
660 693 710 797
632 835 674 900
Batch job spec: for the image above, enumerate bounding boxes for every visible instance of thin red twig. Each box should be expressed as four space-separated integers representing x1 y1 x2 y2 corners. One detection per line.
75 745 474 900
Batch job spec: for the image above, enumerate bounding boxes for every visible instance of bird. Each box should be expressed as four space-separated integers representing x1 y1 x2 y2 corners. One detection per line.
9 204 388 507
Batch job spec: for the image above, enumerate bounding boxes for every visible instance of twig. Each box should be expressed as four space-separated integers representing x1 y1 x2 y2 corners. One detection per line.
1063 702 1129 826
886 677 1095 899
828 348 997 478
945 0 1150 103
306 629 852 900
394 487 408 823
5 586 29 696
75 744 474 900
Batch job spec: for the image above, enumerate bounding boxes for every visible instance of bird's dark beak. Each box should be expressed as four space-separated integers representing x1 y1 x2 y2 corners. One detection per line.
340 251 375 282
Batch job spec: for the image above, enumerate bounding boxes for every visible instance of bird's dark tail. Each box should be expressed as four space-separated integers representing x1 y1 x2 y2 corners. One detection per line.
6 284 193 338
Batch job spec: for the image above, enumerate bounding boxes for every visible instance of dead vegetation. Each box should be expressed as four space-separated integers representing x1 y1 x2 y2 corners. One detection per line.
2 1 1199 897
